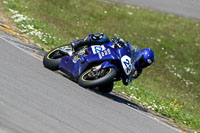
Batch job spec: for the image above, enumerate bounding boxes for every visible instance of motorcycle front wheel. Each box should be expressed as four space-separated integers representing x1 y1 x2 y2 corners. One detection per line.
78 67 116 92
43 44 71 70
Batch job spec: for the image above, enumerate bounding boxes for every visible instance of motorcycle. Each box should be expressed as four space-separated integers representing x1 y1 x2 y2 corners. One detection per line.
43 41 142 93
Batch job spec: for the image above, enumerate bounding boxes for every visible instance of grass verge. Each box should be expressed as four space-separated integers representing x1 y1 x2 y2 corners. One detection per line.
1 0 200 132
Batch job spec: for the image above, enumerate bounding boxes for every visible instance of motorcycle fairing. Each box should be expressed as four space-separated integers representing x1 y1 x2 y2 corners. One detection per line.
59 41 135 82
59 56 82 79
59 43 119 79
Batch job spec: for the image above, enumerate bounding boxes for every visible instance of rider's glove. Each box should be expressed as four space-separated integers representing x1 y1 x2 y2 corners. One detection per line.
112 37 125 49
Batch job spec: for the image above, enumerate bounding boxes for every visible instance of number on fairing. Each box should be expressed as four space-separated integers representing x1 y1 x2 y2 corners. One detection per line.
91 45 106 54
121 55 132 75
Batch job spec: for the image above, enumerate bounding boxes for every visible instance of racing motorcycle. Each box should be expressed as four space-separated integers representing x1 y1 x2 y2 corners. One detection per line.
43 41 141 93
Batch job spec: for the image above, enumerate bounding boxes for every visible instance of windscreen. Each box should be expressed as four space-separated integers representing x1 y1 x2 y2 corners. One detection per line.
131 45 142 63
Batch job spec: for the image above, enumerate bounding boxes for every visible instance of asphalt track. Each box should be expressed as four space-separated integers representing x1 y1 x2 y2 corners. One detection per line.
108 0 200 20
0 32 180 133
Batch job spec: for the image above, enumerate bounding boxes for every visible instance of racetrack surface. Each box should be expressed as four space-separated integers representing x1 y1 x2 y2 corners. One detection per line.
0 33 179 133
108 0 200 20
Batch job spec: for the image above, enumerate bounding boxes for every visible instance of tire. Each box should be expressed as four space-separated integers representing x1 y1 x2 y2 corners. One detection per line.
43 44 70 70
78 67 116 88
98 82 114 93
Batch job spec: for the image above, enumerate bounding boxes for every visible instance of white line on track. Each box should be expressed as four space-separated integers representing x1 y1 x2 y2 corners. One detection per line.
0 36 42 61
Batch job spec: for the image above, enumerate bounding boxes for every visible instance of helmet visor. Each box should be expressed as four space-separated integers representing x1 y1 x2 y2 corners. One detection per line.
139 56 149 68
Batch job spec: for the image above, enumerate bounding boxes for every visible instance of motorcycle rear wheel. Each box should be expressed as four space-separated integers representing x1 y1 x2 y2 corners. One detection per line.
43 44 70 70
78 67 116 92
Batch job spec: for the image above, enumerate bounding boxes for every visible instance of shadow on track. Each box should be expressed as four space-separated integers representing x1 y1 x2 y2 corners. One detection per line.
96 91 149 112
56 70 149 112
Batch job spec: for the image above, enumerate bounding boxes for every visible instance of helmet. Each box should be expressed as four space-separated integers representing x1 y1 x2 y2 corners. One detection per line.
89 33 109 44
139 48 155 68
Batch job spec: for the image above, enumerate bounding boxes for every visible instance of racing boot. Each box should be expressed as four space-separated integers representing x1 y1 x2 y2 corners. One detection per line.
71 38 90 52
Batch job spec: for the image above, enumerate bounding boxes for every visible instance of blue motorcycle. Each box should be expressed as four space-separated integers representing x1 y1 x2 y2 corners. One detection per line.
43 42 141 93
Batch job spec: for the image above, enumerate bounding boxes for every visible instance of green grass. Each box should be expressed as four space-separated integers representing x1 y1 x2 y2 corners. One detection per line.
1 0 200 132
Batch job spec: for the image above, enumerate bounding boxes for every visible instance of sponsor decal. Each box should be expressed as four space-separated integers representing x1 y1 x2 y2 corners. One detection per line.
147 59 152 64
98 48 111 59
73 56 80 63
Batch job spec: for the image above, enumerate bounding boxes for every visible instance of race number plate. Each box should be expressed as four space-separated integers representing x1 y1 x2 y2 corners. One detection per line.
121 55 132 75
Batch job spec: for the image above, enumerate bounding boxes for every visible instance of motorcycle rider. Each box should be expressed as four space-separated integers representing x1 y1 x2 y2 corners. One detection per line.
68 33 155 86
71 33 110 51
122 47 155 85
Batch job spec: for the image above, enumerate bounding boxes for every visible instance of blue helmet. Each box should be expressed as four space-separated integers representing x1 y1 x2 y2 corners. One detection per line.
88 33 110 44
139 48 155 68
